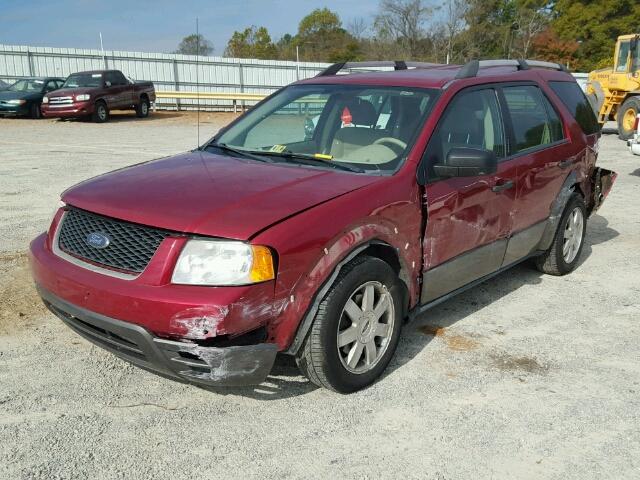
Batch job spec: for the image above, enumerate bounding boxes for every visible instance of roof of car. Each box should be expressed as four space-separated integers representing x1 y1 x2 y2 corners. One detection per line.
17 76 65 81
72 70 118 75
298 64 575 89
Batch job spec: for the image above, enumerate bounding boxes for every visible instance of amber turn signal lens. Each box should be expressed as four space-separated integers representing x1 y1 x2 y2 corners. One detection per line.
249 245 275 282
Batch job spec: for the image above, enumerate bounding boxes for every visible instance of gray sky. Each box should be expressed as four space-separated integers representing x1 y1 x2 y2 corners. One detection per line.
1 0 381 57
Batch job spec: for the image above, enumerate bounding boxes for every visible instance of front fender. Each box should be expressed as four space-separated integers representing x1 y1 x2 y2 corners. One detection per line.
280 222 415 355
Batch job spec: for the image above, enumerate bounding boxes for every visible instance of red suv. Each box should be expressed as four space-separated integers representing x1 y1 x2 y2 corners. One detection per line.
30 60 616 393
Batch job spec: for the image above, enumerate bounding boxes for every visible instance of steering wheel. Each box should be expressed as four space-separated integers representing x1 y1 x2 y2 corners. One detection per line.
373 137 407 153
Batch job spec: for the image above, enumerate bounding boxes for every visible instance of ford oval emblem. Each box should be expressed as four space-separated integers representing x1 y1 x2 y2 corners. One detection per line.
85 232 111 249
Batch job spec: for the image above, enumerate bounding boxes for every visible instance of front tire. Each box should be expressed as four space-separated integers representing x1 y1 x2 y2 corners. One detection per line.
296 256 404 393
30 103 42 119
617 97 640 140
92 101 109 123
535 192 586 276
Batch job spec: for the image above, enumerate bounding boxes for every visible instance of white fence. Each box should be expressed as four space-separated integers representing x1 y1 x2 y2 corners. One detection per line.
0 44 329 110
0 44 589 110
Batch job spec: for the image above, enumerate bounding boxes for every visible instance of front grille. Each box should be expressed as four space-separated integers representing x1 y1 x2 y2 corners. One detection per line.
58 208 171 274
49 96 73 105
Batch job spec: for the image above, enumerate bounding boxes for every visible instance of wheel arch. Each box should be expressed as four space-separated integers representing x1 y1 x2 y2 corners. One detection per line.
285 239 410 355
537 172 578 251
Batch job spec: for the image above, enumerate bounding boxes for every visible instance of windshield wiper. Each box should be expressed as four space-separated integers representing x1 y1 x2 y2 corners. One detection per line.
204 143 275 163
255 151 365 173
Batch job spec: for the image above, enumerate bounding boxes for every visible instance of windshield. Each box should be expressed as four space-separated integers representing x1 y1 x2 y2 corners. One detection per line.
63 73 103 88
213 84 438 174
8 79 45 92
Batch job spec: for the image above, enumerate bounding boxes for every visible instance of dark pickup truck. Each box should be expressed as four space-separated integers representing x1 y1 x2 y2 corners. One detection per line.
42 70 155 123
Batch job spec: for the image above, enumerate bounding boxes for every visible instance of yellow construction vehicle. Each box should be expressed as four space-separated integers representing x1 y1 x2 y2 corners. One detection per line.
587 34 640 140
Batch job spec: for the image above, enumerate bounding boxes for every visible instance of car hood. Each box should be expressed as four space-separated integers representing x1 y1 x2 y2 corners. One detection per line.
0 90 41 101
45 87 96 98
62 151 381 240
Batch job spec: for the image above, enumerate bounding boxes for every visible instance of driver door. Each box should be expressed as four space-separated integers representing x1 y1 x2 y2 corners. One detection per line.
420 87 517 303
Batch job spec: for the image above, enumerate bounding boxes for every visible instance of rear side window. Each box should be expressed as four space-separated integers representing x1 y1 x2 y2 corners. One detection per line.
503 85 564 152
549 81 600 135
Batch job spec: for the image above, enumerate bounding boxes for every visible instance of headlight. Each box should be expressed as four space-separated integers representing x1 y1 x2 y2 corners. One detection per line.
42 96 49 104
172 240 275 286
75 94 90 101
7 99 26 105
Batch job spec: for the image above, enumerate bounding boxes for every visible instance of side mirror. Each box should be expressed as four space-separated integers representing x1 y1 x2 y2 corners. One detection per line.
433 147 497 178
105 81 112 87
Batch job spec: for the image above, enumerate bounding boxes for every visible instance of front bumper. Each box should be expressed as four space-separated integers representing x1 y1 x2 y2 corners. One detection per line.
42 101 93 118
38 285 278 387
0 104 28 116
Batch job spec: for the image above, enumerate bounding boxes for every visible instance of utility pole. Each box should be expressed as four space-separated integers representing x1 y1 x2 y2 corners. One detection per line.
296 45 300 81
99 32 107 69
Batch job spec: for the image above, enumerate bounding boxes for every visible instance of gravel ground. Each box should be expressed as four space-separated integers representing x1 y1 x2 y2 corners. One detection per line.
0 115 639 479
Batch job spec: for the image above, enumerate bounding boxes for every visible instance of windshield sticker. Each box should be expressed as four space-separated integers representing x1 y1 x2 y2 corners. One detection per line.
269 144 287 153
91 74 102 78
35 80 44 84
314 153 333 160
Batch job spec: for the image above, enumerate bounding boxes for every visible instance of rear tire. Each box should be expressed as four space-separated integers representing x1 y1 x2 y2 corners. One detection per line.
92 101 109 123
535 192 586 276
135 96 150 118
617 97 640 140
295 256 404 393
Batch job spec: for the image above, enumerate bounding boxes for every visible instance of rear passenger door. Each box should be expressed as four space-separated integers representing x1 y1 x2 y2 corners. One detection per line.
420 87 518 303
499 84 573 264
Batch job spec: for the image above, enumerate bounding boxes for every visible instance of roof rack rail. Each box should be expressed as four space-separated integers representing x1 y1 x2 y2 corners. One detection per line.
455 59 568 79
317 60 440 77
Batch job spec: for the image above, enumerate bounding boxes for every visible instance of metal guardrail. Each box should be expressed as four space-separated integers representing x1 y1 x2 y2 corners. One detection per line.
155 91 267 112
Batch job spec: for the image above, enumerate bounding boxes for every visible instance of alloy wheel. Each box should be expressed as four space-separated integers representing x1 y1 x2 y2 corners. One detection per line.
563 207 584 263
337 281 395 374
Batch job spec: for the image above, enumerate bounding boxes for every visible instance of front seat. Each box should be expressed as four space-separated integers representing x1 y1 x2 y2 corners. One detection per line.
330 98 386 158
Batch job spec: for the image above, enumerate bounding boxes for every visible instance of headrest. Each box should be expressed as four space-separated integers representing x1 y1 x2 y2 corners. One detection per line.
341 98 377 126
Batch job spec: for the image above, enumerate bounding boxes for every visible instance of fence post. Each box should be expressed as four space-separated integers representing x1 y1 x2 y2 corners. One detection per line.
27 50 34 76
238 63 245 112
173 58 181 111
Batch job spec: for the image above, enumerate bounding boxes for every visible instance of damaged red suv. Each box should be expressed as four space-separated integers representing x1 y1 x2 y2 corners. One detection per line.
30 59 616 393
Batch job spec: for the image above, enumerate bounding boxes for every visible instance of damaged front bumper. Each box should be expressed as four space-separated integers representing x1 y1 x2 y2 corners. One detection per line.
37 286 278 387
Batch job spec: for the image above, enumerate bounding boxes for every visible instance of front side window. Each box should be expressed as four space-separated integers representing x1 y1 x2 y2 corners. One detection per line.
616 41 631 72
549 81 600 135
423 88 505 181
503 85 563 152
212 84 437 175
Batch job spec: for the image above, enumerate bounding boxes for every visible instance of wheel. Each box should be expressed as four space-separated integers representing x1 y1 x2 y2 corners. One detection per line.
535 192 586 276
296 256 404 393
617 97 640 140
30 102 42 119
92 101 109 123
135 96 150 118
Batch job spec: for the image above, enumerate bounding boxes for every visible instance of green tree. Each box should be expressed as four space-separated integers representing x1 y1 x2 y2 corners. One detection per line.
551 0 640 71
225 26 278 59
174 34 214 56
296 8 361 62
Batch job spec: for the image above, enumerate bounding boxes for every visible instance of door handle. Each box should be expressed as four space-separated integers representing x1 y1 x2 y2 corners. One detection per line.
492 179 514 193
